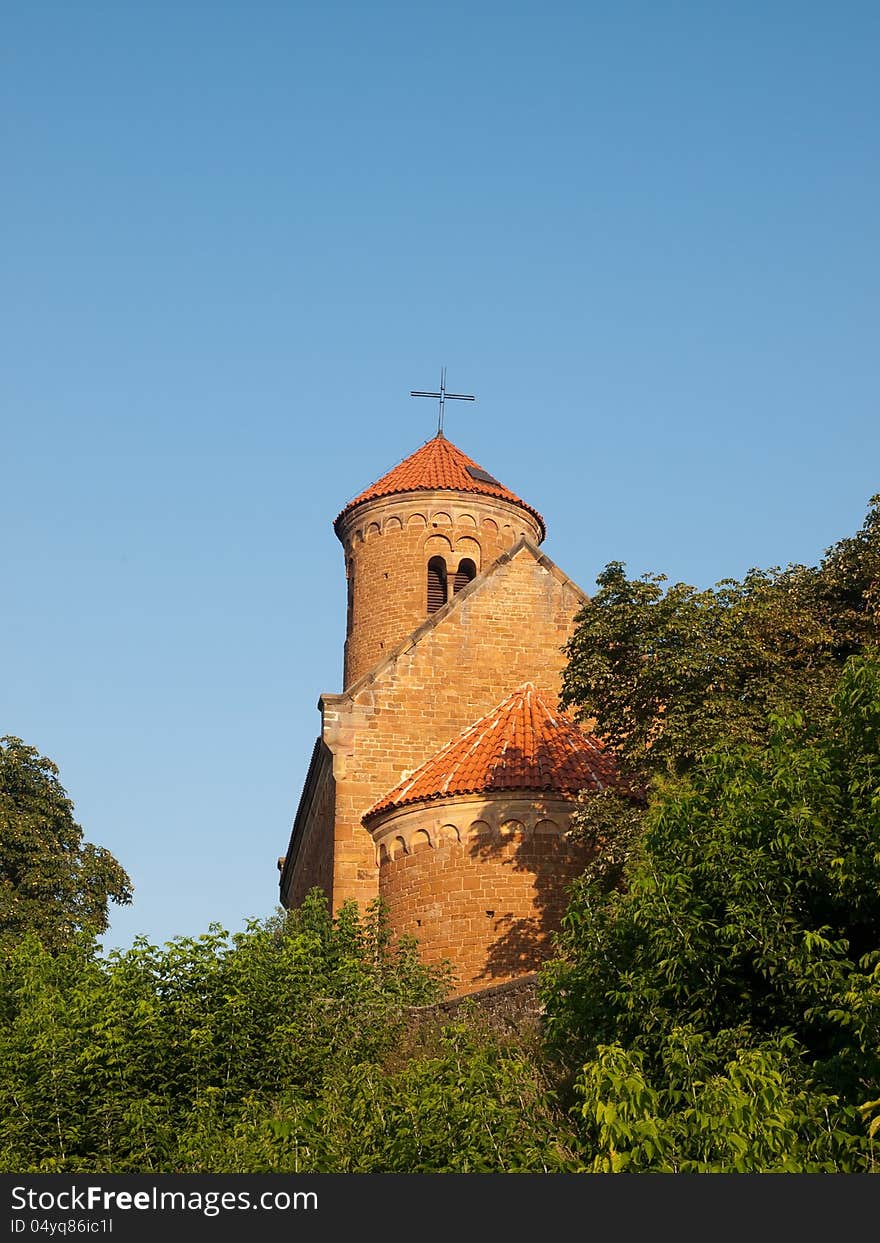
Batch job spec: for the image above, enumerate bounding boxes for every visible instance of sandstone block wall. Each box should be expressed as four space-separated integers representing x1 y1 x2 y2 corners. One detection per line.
279 740 336 909
317 542 587 915
370 795 590 994
407 974 542 1036
337 492 543 688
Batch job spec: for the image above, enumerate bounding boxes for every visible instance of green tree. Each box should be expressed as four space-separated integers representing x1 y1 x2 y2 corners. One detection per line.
574 1034 863 1173
0 737 132 954
0 892 453 1172
560 495 880 784
177 1021 581 1173
542 655 880 1170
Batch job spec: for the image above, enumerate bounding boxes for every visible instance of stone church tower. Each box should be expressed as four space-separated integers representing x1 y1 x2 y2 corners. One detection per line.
279 431 625 994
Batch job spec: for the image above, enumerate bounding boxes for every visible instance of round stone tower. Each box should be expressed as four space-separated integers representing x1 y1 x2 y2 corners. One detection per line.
334 433 546 688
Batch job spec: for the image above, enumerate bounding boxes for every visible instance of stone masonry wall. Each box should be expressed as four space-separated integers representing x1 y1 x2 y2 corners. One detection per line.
338 491 543 688
407 974 542 1036
369 794 591 994
318 542 587 914
281 742 336 909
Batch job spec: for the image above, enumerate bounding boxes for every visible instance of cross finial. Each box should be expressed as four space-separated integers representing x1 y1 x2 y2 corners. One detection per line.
410 367 475 436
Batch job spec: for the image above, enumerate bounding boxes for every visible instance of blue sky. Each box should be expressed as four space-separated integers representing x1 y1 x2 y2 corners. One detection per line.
3 2 878 951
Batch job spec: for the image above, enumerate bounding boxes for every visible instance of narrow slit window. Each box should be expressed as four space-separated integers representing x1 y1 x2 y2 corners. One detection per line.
453 558 477 595
346 559 355 629
427 556 447 614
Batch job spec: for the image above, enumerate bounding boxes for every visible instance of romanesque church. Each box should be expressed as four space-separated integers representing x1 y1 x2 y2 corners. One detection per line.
278 429 624 994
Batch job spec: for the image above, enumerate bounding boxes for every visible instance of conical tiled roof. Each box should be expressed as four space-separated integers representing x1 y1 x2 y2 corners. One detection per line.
364 684 623 821
334 434 545 538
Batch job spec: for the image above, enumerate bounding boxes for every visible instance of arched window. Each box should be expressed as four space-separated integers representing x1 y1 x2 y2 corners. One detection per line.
427 556 447 614
453 558 477 595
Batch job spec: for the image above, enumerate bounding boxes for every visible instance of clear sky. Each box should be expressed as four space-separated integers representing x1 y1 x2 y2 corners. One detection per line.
3 2 878 952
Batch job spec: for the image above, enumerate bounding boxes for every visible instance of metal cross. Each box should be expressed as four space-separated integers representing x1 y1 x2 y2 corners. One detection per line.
411 367 475 436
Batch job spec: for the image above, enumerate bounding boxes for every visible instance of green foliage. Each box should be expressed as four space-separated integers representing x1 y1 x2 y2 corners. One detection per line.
542 655 880 1171
565 788 647 896
5 503 878 1174
176 1022 580 1173
575 1034 864 1172
0 891 465 1172
0 737 132 954
0 888 587 1174
560 496 880 782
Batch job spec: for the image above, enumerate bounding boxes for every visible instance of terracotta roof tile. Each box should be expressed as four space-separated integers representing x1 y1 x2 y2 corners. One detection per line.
334 434 545 538
364 684 625 821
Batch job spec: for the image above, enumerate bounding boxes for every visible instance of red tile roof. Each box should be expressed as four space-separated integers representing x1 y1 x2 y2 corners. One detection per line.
334 433 545 538
364 683 624 821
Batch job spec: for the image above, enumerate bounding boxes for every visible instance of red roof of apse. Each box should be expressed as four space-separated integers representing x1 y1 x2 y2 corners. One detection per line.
364 683 624 821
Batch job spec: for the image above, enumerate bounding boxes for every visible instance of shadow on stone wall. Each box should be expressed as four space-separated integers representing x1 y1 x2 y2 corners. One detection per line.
464 739 594 985
407 973 543 1038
